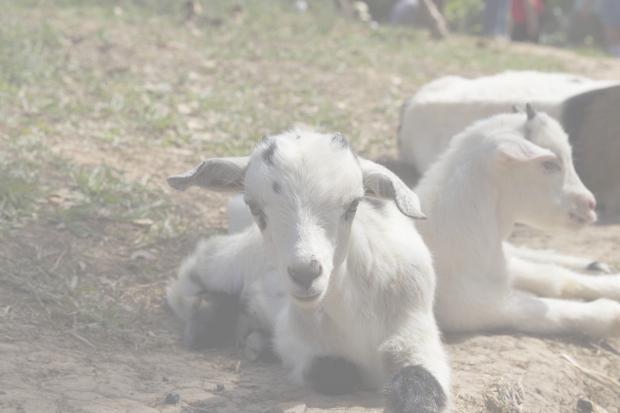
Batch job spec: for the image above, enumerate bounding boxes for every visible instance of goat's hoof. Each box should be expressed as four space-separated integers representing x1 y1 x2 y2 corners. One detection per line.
183 292 240 350
305 355 362 396
385 365 446 413
586 261 612 274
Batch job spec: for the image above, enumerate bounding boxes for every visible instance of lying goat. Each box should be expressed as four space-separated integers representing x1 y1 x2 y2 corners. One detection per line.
167 130 451 413
398 71 620 220
414 105 620 336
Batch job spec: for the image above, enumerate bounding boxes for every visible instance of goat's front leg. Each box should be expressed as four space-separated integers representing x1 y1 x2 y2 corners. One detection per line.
498 291 620 337
381 314 451 413
505 243 612 273
509 256 620 301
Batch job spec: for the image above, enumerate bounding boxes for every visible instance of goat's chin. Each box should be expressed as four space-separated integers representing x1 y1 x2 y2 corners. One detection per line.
537 218 591 234
522 212 594 234
559 210 597 231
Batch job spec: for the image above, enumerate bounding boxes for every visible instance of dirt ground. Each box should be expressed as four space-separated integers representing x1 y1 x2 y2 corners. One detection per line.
1 2 620 413
2 221 620 413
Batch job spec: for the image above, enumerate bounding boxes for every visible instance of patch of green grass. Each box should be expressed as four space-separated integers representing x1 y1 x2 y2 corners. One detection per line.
41 165 186 246
62 164 185 244
0 159 39 223
0 133 185 244
0 133 58 227
1 0 575 159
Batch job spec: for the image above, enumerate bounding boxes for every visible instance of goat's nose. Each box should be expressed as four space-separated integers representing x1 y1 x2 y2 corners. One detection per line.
576 192 596 210
287 259 322 289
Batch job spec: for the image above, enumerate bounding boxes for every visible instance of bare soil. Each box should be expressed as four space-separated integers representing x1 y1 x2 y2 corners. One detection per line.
2 220 620 413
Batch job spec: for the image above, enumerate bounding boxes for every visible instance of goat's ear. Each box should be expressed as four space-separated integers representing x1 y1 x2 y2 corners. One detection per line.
359 158 426 219
525 103 537 121
167 157 248 192
496 140 556 164
511 104 522 114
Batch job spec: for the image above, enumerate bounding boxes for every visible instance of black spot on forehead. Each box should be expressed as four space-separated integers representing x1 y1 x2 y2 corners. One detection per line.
263 141 277 165
272 181 282 194
331 133 349 149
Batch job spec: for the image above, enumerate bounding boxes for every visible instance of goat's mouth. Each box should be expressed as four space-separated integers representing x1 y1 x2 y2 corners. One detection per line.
569 210 596 226
291 292 322 304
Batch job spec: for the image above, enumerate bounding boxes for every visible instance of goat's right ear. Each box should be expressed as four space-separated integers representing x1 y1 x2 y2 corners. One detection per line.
167 157 248 192
495 140 555 164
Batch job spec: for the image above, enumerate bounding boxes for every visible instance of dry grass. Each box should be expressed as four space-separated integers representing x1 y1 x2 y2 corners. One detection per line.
483 379 524 413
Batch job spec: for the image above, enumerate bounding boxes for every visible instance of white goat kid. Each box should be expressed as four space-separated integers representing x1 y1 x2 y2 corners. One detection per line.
167 130 451 413
414 105 620 337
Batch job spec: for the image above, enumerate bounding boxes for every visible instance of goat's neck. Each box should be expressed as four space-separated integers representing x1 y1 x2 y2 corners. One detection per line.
418 154 515 270
320 223 375 321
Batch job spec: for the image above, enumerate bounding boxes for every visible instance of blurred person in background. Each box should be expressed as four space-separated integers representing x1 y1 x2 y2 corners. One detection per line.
483 0 510 38
386 0 444 25
598 0 620 57
510 0 544 43
567 0 605 48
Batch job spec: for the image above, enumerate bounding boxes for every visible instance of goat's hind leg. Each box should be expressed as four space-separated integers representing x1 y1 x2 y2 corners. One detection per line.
167 259 239 349
236 312 277 362
182 290 240 350
497 291 620 337
505 243 612 273
510 256 620 301
167 231 263 349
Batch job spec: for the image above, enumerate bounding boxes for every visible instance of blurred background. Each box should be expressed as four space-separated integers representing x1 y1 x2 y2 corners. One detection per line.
1 1 619 413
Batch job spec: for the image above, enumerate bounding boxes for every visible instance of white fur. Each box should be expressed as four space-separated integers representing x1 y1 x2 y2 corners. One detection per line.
414 110 620 337
167 130 450 404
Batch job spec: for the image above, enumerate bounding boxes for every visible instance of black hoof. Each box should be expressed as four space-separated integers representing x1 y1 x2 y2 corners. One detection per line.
305 355 362 396
257 344 280 364
385 365 446 413
586 261 612 274
183 291 240 350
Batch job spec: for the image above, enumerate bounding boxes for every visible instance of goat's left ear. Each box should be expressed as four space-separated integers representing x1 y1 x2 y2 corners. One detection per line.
359 158 426 219
167 157 248 192
496 140 556 164
525 103 537 121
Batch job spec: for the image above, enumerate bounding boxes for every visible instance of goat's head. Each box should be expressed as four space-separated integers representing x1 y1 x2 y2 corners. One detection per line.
168 130 424 308
495 104 596 230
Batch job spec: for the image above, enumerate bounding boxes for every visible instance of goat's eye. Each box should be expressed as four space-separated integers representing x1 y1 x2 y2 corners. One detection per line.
542 160 561 173
343 199 360 221
247 201 261 216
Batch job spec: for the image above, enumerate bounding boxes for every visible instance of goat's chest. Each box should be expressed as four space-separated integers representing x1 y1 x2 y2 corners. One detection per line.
315 294 392 385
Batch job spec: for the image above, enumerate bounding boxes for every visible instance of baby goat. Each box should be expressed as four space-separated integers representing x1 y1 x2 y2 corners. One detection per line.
414 105 620 337
167 130 451 413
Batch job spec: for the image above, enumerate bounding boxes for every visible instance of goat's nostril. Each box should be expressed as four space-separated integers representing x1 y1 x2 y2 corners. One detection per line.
309 259 323 278
588 197 596 210
575 193 597 211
